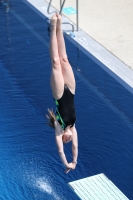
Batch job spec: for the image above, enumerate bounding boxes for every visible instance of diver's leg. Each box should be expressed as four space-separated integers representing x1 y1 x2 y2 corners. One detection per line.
50 14 64 99
56 14 75 94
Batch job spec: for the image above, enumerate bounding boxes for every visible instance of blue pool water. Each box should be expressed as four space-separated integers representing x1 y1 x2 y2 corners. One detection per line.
0 0 133 199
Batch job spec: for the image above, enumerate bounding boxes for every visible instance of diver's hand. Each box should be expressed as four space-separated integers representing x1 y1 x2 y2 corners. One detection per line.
72 162 77 169
65 162 75 173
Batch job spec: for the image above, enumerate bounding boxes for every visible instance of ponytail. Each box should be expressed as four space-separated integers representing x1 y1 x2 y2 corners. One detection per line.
46 108 56 129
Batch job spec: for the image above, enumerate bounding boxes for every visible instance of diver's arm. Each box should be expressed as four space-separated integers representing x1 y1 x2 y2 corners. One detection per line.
55 134 73 169
71 126 78 166
65 126 78 173
54 120 70 168
55 134 68 167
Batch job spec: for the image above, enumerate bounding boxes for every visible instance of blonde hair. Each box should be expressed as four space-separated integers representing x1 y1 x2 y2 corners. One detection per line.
46 108 56 129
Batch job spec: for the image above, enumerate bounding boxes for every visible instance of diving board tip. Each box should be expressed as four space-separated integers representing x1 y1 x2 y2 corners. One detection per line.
68 173 129 200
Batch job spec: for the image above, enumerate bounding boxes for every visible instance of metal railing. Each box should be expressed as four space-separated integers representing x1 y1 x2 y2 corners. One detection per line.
47 0 79 32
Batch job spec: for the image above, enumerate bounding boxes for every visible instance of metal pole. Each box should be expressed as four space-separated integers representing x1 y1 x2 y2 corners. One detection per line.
47 0 79 32
62 22 75 32
59 0 66 14
60 0 62 8
60 0 62 15
76 0 79 31
47 0 53 14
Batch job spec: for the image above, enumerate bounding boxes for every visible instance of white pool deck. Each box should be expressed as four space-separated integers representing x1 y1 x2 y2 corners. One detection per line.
46 0 133 70
68 173 129 200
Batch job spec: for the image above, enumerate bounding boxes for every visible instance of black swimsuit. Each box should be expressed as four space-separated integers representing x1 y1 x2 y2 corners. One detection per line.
54 85 76 130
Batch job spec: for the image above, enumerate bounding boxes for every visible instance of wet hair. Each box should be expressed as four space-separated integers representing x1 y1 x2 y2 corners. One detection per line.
46 108 55 129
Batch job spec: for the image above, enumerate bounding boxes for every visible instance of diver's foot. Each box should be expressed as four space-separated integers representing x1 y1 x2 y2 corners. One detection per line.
50 14 58 31
56 13 62 31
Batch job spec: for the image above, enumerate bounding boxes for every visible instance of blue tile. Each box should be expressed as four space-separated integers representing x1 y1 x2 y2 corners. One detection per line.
63 7 76 14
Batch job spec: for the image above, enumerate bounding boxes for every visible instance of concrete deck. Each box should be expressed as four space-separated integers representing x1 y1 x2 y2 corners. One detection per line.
46 0 133 70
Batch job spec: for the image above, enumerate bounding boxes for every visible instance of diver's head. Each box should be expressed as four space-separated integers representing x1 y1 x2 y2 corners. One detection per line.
62 128 72 143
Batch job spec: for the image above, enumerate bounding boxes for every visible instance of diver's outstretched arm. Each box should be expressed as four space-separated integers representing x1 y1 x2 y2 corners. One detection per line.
71 126 78 165
54 120 69 167
54 121 74 171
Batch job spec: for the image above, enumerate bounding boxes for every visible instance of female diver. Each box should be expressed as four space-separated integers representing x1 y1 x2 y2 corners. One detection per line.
46 13 78 173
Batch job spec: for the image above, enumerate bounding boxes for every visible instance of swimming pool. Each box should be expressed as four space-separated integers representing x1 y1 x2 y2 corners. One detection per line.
0 0 133 199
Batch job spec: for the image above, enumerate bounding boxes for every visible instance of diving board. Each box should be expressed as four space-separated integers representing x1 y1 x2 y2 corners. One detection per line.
68 173 129 200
